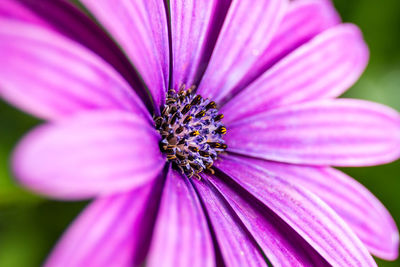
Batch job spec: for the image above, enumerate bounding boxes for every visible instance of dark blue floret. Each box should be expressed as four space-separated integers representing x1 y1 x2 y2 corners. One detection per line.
154 86 227 179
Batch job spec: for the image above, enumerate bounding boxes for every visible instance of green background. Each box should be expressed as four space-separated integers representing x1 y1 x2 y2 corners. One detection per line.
0 0 400 266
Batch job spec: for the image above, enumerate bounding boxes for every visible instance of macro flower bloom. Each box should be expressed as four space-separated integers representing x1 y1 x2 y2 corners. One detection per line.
1 0 400 266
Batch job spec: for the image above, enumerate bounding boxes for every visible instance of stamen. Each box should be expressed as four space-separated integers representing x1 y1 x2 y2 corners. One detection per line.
216 126 227 135
214 114 224 122
154 86 227 178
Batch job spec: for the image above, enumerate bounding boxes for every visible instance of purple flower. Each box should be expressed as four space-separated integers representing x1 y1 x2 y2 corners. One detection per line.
1 0 399 266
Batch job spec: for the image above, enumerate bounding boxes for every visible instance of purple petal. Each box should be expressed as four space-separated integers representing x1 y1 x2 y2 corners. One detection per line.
81 0 169 111
246 160 399 260
0 19 148 121
215 155 377 266
222 24 369 122
12 110 165 200
197 0 288 103
235 0 340 91
147 170 214 267
226 99 400 166
169 0 230 89
4 0 152 109
193 178 267 266
203 172 329 266
45 176 164 267
0 0 47 26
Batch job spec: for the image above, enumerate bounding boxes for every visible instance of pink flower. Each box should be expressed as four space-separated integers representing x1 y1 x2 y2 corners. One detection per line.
1 0 399 266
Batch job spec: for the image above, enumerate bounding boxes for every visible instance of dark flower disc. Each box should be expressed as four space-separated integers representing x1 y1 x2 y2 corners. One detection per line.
155 86 227 179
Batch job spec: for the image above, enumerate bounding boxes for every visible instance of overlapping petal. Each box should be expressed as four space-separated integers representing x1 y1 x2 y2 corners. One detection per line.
226 99 400 166
254 0 340 73
147 170 214 267
45 177 164 267
245 159 399 260
0 19 147 121
222 24 369 122
81 0 169 111
215 155 377 267
169 0 231 89
0 0 47 26
203 173 329 266
10 0 153 108
193 179 267 266
13 110 165 200
197 0 288 102
224 0 341 100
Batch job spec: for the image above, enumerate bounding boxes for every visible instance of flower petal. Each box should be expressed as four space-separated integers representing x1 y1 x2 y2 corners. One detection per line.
203 172 329 266
226 99 400 166
45 176 165 267
222 24 369 122
245 0 340 83
80 0 169 110
197 0 288 103
0 0 46 26
147 170 214 267
247 160 399 260
193 179 267 266
0 19 148 121
221 0 340 102
169 0 230 89
12 110 165 200
4 0 152 109
215 155 377 267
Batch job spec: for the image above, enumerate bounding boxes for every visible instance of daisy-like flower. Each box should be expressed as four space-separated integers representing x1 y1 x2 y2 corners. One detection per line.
1 0 400 266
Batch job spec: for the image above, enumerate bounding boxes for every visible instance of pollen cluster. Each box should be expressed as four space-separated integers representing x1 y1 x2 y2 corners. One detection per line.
154 86 227 179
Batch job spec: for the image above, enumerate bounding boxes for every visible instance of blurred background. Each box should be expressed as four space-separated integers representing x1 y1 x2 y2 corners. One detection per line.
0 0 400 266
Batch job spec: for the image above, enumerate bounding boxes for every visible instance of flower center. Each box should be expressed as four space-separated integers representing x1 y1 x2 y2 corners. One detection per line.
154 86 227 179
